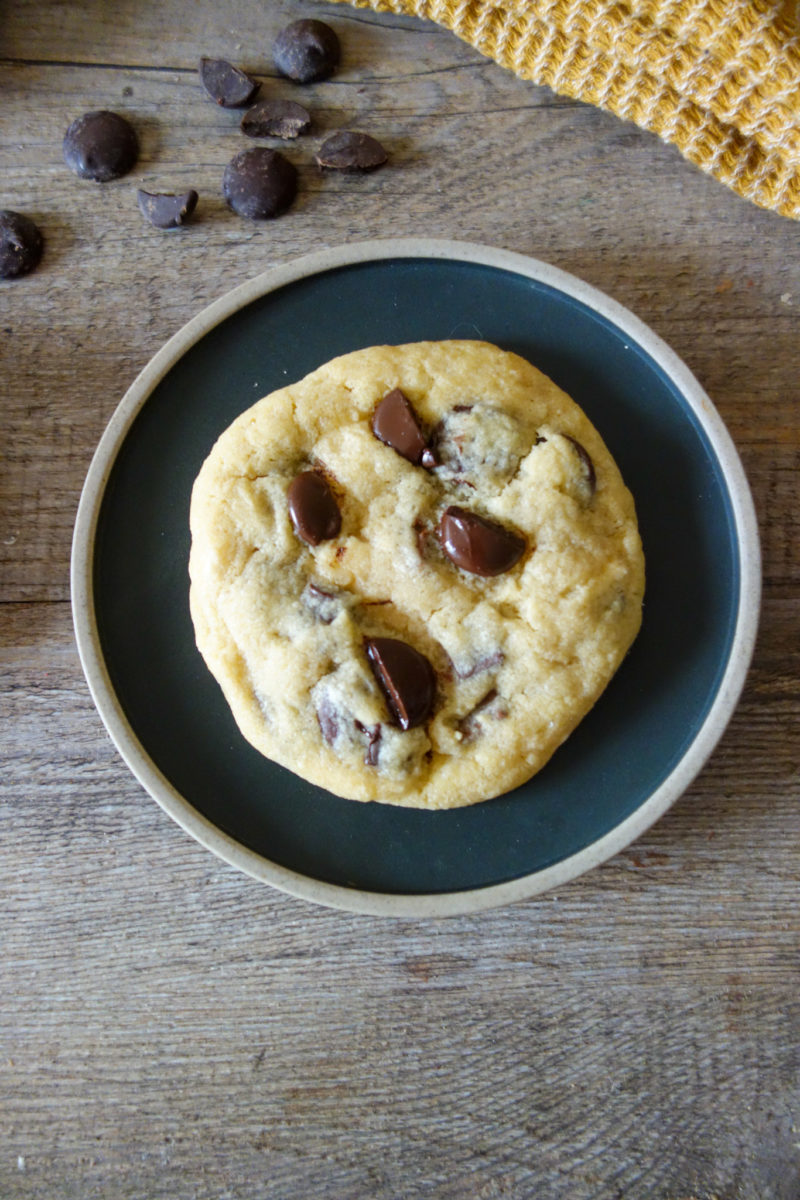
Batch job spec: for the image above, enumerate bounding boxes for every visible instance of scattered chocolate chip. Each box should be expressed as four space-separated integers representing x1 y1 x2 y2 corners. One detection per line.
372 388 435 466
136 188 198 229
241 98 311 139
564 435 597 495
63 110 139 181
222 147 297 219
315 131 387 172
0 211 43 279
287 470 341 546
439 506 526 577
364 637 436 731
355 720 382 766
274 19 340 83
199 57 260 108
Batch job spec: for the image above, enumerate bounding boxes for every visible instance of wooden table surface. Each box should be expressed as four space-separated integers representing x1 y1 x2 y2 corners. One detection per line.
3 2 799 1197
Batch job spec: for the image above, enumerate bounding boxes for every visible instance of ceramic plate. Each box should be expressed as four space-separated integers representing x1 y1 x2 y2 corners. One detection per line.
71 239 760 916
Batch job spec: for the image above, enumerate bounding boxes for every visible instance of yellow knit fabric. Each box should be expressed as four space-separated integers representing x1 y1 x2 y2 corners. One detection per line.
334 0 800 219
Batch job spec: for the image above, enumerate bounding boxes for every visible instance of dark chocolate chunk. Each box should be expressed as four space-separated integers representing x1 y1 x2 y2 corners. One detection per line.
457 688 508 740
355 720 382 766
564 435 597 495
0 211 43 279
316 694 340 746
372 388 434 466
364 637 436 731
199 57 260 108
63 110 139 181
301 581 342 624
241 98 311 139
136 188 198 229
315 131 387 172
273 19 340 83
222 147 297 219
287 470 341 545
439 506 526 577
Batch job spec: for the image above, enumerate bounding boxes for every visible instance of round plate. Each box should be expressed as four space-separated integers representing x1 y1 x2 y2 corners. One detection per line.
71 238 760 917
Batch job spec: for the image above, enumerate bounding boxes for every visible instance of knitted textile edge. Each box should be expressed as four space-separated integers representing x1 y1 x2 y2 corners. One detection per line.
332 0 800 219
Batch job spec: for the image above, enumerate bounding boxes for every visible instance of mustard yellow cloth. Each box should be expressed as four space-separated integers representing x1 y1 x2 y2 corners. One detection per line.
335 0 800 220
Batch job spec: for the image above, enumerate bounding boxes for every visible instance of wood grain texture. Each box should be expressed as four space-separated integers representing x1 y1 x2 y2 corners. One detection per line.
1 2 798 1198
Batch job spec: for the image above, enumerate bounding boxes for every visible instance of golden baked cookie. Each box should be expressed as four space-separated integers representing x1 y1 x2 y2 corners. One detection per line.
188 341 645 809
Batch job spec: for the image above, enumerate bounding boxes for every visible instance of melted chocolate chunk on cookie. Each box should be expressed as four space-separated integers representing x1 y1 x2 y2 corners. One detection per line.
372 388 435 467
288 470 341 545
433 403 526 481
316 693 340 745
301 581 344 623
455 649 505 680
199 57 259 107
457 688 509 741
355 720 382 766
439 507 526 577
364 637 436 730
564 435 597 496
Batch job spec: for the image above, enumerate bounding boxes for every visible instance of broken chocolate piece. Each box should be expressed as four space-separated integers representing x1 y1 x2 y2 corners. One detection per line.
0 211 43 278
315 131 387 172
564 435 597 496
199 57 260 107
273 19 340 83
301 582 342 623
364 637 436 731
287 470 341 545
241 98 311 139
439 507 526 577
371 388 434 466
136 188 198 228
63 110 138 181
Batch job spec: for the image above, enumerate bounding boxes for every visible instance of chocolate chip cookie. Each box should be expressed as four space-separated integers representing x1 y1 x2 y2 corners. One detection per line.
188 341 645 809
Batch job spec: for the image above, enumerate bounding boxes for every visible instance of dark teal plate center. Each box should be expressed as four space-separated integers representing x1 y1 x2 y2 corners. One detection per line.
93 257 739 895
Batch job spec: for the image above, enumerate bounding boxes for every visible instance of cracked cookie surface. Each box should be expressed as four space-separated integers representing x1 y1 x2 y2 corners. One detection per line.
188 340 645 809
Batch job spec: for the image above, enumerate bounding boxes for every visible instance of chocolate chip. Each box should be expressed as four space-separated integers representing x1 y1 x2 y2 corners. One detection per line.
0 211 43 279
136 188 198 229
439 506 526 577
316 693 340 746
273 19 340 83
457 688 508 741
222 147 297 219
241 98 311 139
301 581 343 624
371 388 434 466
199 57 259 107
364 637 436 731
355 720 382 766
287 470 341 546
455 650 504 680
564 435 597 495
63 111 139 181
315 131 387 172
